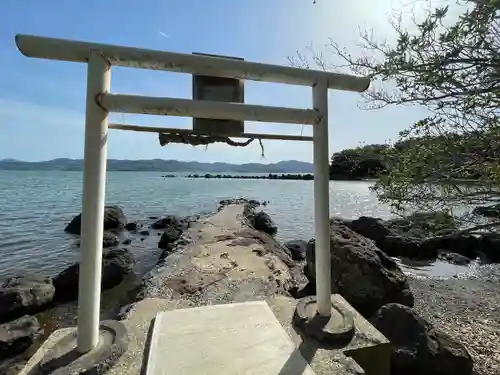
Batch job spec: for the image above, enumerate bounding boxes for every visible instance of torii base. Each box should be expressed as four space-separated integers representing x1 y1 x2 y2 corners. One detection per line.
18 320 127 375
292 295 356 346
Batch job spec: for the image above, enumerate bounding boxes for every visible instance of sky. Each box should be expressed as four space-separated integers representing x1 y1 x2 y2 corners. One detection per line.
0 0 438 163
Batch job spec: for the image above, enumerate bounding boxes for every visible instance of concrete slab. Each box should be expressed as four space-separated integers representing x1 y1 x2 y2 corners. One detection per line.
107 299 193 375
144 301 315 375
106 297 366 375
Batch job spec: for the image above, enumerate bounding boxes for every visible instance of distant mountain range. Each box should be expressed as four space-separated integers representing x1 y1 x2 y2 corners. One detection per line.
0 158 314 173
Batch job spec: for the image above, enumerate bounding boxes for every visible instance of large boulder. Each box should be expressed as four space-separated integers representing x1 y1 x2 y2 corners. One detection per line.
76 232 120 249
437 251 471 265
53 248 135 302
158 226 183 250
251 211 278 235
473 203 500 218
0 315 42 360
419 234 480 260
155 215 189 250
151 215 188 230
344 213 482 260
0 357 27 375
371 303 473 375
125 221 139 231
306 223 414 318
284 240 307 261
343 216 427 258
477 233 500 262
64 205 127 235
242 201 278 236
102 232 120 248
0 275 55 324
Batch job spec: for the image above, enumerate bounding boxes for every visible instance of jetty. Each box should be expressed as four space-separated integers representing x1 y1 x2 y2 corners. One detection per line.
21 201 389 375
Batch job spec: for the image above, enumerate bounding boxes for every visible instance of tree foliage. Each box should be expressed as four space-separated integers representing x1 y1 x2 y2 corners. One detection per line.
329 144 389 179
295 0 500 224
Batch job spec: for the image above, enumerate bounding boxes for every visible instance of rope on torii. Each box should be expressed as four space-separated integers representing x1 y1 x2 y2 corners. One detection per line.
158 132 266 157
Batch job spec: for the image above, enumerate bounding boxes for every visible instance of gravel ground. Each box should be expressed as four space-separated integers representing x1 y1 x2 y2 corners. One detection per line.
409 265 500 375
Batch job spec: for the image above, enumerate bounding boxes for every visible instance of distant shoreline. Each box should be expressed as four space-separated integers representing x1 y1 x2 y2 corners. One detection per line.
0 158 314 174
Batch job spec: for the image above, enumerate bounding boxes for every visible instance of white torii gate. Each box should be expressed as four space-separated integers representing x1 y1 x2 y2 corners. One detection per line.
15 34 369 353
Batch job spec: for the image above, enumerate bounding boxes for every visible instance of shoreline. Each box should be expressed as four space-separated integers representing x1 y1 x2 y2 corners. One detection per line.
1 199 499 374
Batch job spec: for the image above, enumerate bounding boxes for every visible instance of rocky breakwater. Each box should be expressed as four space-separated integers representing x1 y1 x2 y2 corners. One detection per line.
186 173 314 180
134 198 307 304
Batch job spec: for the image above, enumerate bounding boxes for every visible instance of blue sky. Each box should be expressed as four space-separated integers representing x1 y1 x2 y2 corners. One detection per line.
1 0 430 163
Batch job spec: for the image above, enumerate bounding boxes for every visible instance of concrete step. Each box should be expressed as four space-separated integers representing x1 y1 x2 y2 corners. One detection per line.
144 301 315 375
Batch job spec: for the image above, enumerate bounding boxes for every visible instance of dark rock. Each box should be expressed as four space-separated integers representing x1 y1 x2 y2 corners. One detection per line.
141 238 145 241
477 233 500 262
386 235 427 258
158 244 175 262
64 205 127 235
284 240 307 261
125 222 139 231
0 356 27 375
345 216 393 245
473 203 500 218
0 275 55 324
220 198 261 210
158 234 193 262
306 223 414 318
151 215 187 230
371 303 473 375
251 211 278 235
153 215 189 250
344 213 475 260
158 226 183 250
419 235 479 260
122 239 132 245
53 248 135 302
0 315 42 360
103 232 119 248
76 232 120 249
437 251 471 265
345 216 428 258
139 230 150 236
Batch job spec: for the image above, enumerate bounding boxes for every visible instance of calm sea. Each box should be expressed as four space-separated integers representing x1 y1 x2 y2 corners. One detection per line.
0 170 487 280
